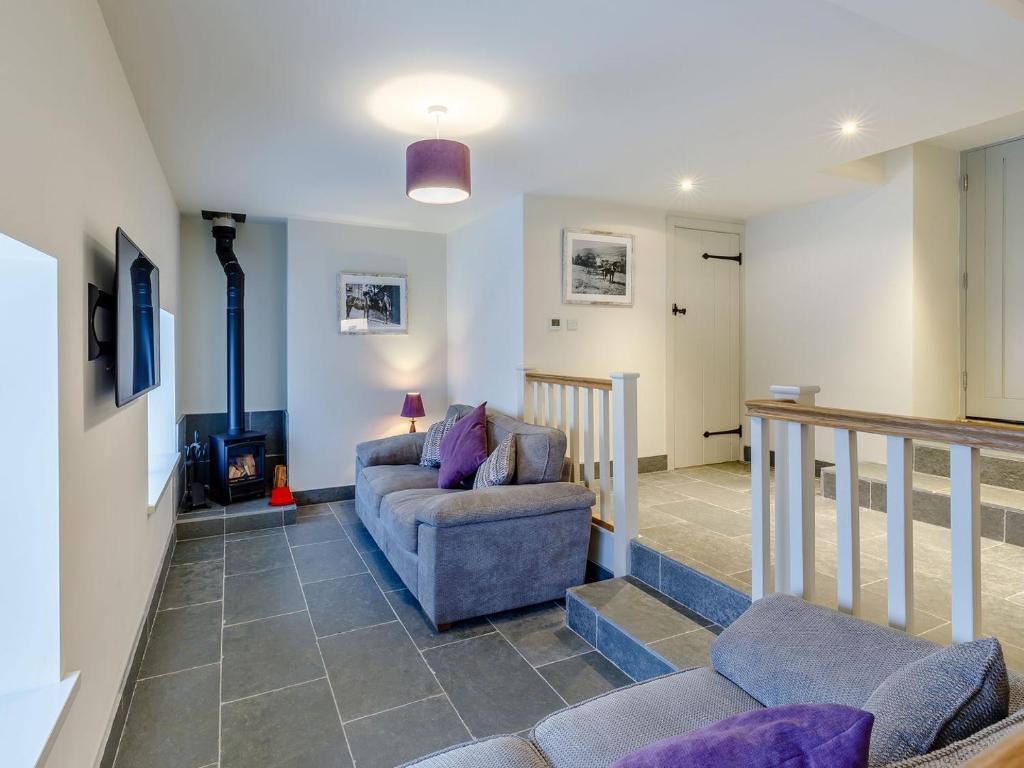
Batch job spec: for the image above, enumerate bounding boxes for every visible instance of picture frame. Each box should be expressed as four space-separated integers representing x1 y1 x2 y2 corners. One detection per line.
338 272 408 334
562 228 634 306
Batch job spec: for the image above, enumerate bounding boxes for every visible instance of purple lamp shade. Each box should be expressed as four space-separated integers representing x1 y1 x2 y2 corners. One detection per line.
406 139 471 204
401 392 426 432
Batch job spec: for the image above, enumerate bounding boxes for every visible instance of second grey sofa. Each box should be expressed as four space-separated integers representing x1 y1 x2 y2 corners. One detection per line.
354 405 596 630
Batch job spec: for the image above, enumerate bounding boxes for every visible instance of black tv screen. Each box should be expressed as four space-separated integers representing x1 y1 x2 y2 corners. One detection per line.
115 227 160 406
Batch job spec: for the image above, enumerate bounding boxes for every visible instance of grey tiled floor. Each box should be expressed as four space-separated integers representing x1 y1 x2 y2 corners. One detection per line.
636 462 1024 672
112 502 633 768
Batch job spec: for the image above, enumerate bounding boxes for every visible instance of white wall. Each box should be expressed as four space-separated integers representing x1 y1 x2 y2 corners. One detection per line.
912 143 961 420
287 219 447 490
179 215 287 414
522 195 669 459
744 148 916 463
446 197 525 414
0 1 181 765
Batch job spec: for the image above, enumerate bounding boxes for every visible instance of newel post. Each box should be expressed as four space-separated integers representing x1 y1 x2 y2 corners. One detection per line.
516 366 534 421
610 372 640 577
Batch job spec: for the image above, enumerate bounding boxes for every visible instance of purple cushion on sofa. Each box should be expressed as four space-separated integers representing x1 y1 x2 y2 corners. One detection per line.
610 704 873 768
438 402 489 489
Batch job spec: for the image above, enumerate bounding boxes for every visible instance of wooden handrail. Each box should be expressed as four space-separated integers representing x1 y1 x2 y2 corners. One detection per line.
525 372 613 391
745 399 1024 452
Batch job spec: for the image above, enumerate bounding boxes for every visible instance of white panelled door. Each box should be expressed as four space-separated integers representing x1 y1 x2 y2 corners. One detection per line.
965 138 1024 422
672 226 741 467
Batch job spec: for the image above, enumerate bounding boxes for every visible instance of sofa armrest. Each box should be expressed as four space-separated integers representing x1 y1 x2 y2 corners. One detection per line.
415 482 595 528
355 433 427 468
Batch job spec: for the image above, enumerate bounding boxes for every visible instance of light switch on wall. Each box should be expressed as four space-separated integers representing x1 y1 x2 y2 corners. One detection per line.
566 318 578 331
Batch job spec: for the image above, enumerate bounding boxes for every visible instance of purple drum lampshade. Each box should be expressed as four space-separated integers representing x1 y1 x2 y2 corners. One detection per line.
406 139 471 204
401 393 426 419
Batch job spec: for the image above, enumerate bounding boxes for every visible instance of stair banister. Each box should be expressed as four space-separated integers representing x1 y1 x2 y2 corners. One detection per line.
610 373 640 576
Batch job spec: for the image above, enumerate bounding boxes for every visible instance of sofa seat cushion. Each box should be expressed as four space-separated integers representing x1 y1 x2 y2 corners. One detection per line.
402 736 551 768
358 464 440 517
532 668 763 768
381 488 458 553
711 594 938 709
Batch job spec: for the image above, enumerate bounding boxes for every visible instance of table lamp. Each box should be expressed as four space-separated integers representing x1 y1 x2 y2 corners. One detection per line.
401 392 426 432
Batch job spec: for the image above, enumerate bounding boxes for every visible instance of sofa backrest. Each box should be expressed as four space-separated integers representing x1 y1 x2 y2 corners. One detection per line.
449 404 566 484
709 593 939 709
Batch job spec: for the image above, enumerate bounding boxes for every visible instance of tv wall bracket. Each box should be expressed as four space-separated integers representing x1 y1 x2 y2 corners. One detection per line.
702 252 742 265
88 282 115 364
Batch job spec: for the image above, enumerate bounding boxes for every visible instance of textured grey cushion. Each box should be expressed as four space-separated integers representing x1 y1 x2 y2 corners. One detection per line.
421 409 462 468
474 433 517 489
450 405 566 484
887 701 1024 767
864 638 1009 766
380 488 456 553
356 432 427 468
531 668 763 768
415 482 595 528
710 593 938 708
401 736 550 768
358 464 440 517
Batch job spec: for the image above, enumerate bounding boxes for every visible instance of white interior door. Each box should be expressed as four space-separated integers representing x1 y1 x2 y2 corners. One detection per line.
672 227 741 467
965 138 1024 422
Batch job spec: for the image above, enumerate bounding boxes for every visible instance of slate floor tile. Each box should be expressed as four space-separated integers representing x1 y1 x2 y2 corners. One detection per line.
361 547 405 592
385 588 492 650
221 678 351 768
330 499 360 524
537 651 633 705
570 577 709 643
345 695 469 768
285 513 347 546
320 621 440 721
224 526 284 542
297 502 334 518
225 532 292 575
489 602 592 667
304 572 395 637
160 559 223 610
114 664 219 768
140 602 221 678
343 521 379 552
423 632 565 737
222 611 324 701
292 538 366 584
224 565 305 624
648 627 717 670
171 536 223 565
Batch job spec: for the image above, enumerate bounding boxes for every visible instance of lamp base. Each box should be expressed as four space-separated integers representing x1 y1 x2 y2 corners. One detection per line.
409 419 417 433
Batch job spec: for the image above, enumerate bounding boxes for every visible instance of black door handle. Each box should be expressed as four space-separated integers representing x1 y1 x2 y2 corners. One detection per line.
672 303 687 316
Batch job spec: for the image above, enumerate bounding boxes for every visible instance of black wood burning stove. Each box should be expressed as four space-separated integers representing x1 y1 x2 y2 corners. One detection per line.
204 211 267 505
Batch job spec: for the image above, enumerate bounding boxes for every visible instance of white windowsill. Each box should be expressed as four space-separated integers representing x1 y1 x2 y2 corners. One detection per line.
0 672 80 766
148 452 181 514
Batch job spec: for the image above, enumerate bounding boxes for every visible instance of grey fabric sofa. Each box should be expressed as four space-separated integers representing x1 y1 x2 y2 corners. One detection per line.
354 405 595 630
404 594 1024 768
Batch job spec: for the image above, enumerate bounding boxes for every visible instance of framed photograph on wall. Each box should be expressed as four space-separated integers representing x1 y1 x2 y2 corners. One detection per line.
562 229 634 306
338 272 408 334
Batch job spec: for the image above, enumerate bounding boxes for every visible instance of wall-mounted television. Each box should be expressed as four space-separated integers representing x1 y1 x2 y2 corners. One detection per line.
115 227 160 406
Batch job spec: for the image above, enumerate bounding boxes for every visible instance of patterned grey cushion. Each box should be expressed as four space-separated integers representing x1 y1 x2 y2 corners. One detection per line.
420 409 461 468
401 736 550 768
710 593 938 708
886 697 1024 767
474 434 517 489
864 638 1009 766
531 668 762 768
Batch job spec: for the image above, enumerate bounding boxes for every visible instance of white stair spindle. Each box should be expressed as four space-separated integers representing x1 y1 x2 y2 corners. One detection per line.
541 382 551 427
516 366 534 421
568 387 580 483
750 416 771 601
558 384 568 441
950 444 982 642
886 436 914 632
611 373 639 577
583 388 595 490
833 429 861 615
598 388 611 524
786 421 815 599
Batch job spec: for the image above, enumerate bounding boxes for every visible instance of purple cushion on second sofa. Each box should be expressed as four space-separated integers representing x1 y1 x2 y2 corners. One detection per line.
610 704 874 768
438 402 489 489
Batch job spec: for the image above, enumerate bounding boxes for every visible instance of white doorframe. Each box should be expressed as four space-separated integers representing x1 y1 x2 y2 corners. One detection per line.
664 215 745 470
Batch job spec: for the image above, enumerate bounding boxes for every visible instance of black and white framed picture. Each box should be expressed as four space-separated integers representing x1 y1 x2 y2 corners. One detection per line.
562 229 634 306
338 272 408 334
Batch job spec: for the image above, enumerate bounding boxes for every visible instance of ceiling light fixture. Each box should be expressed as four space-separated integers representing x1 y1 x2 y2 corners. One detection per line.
679 177 695 192
406 105 471 204
840 120 860 136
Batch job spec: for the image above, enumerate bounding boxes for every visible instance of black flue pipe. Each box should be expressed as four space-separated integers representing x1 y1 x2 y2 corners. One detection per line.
212 222 245 435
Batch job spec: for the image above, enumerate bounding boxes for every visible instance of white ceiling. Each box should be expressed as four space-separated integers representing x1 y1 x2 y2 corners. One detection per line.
98 0 1024 233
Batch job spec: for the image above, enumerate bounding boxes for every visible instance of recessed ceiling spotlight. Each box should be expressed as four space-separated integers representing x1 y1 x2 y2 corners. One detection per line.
840 120 860 136
679 177 695 192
